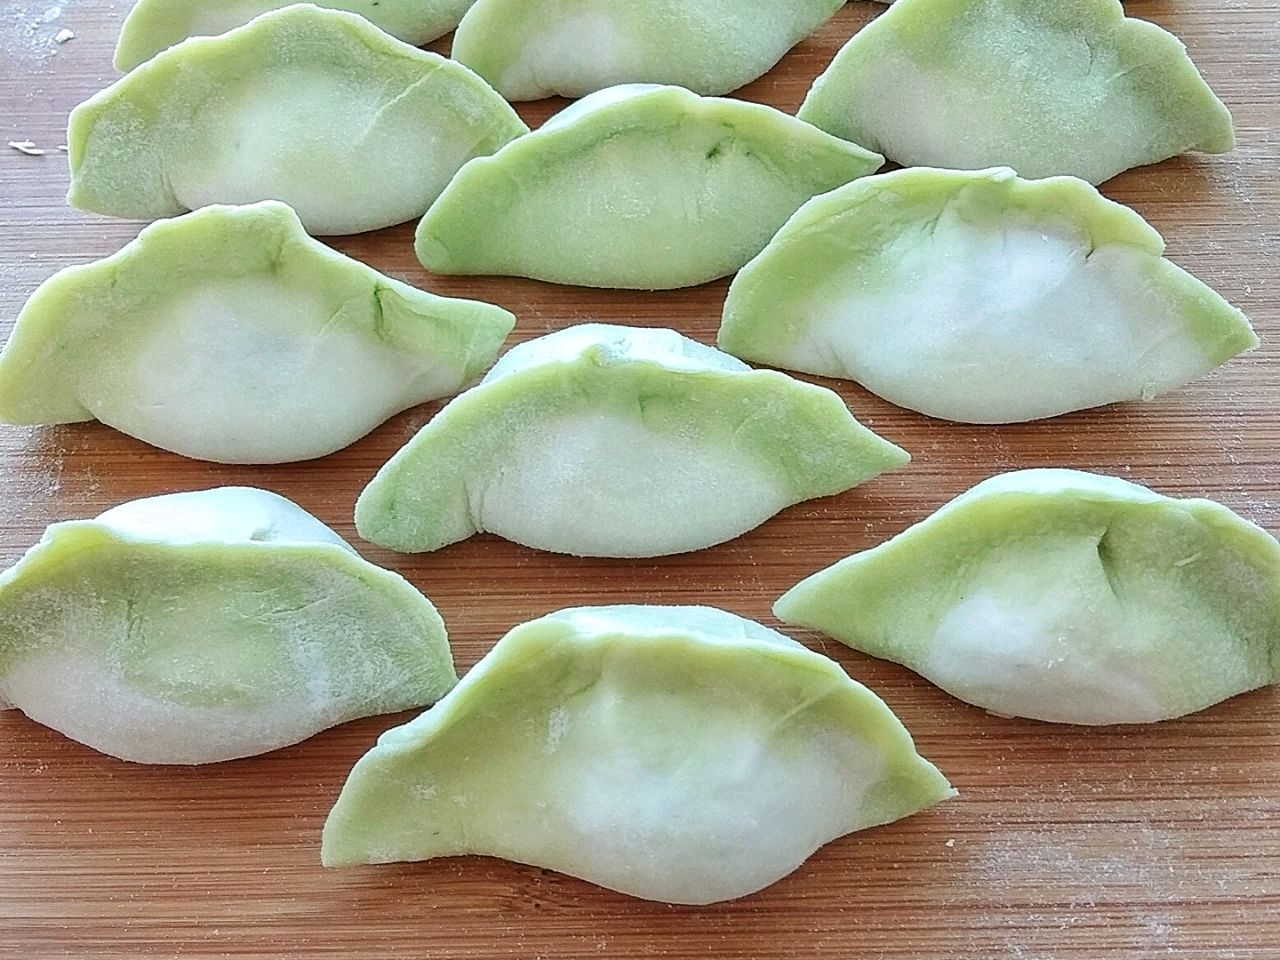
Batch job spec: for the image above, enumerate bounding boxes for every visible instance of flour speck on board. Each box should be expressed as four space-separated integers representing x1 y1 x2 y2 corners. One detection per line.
0 0 74 61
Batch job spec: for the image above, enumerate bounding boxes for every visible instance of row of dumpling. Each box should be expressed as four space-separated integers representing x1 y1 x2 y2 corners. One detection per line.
72 0 1233 242
0 191 1257 556
3 473 1277 900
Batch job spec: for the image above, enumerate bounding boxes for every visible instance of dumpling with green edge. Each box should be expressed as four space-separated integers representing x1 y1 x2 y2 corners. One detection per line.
114 0 476 72
0 202 515 464
0 487 457 764
68 4 527 235
451 0 845 101
776 470 1280 726
797 0 1233 184
718 167 1257 424
355 324 909 557
321 604 954 903
415 84 883 290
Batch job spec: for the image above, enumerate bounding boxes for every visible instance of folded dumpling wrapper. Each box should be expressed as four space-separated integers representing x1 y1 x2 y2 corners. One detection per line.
776 470 1280 725
0 202 515 463
416 84 883 289
69 4 527 235
451 0 845 100
0 488 456 763
356 324 910 557
322 605 954 903
798 0 1233 184
719 167 1256 423
114 0 476 71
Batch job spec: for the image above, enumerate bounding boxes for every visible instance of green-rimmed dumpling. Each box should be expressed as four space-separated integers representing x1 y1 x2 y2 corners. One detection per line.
451 0 845 101
356 324 909 557
718 167 1256 423
0 488 456 764
415 85 883 289
776 470 1280 725
322 605 954 903
797 0 1233 184
114 0 476 71
0 202 515 464
69 4 527 235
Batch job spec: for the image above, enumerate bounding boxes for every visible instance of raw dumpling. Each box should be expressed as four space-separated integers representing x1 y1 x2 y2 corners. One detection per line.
415 85 883 289
776 470 1280 725
0 202 515 464
0 488 456 763
451 0 845 101
322 605 954 903
797 0 1233 184
355 324 909 557
114 0 476 71
69 4 527 235
718 167 1257 423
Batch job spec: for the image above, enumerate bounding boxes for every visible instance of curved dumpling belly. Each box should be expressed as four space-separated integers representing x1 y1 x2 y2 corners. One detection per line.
355 324 909 557
719 167 1256 423
322 605 954 903
0 488 456 763
776 470 1280 725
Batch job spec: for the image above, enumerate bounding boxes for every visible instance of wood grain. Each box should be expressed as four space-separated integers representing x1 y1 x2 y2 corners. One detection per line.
1 2 1278 957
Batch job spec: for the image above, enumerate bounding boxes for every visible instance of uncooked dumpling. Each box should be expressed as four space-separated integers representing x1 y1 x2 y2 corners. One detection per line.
69 4 527 234
415 85 883 289
718 167 1256 423
0 202 515 463
797 0 1233 184
322 605 954 903
451 0 845 100
355 324 909 557
776 470 1280 725
114 0 476 71
0 488 456 763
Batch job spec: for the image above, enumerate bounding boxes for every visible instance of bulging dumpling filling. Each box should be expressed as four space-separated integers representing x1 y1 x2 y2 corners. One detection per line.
797 0 1233 184
114 0 477 71
415 84 883 289
719 167 1256 423
451 0 845 100
776 470 1280 725
355 324 909 557
0 202 515 464
69 4 527 235
0 488 456 763
322 605 954 904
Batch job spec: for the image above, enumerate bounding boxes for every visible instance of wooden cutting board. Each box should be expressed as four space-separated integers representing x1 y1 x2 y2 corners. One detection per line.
1 2 1277 957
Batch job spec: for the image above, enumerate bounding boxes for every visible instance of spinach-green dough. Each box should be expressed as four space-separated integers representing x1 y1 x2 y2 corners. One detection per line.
451 0 845 100
0 488 456 763
114 0 476 71
0 202 515 463
416 84 883 289
719 167 1256 423
798 0 1233 184
777 470 1280 725
69 4 527 235
356 324 909 557
322 605 954 903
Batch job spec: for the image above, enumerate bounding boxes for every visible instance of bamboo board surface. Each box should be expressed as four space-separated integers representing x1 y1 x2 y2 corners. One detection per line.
1 2 1278 957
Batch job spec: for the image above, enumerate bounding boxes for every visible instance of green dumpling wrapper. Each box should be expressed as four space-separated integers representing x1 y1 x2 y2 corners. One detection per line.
322 604 954 904
114 0 476 71
776 470 1280 725
355 324 910 557
451 0 845 101
0 201 515 464
797 0 1233 184
718 167 1256 423
0 488 456 764
69 4 527 235
415 84 883 289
